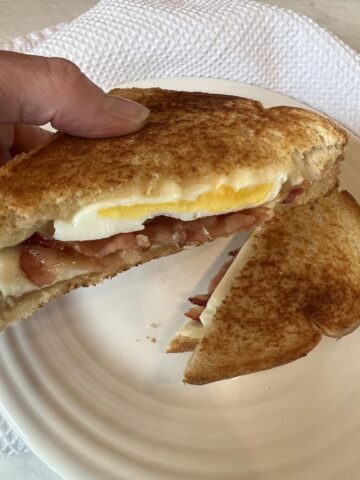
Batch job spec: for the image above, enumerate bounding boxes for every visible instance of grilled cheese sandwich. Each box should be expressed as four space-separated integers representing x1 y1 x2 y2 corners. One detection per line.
0 88 347 330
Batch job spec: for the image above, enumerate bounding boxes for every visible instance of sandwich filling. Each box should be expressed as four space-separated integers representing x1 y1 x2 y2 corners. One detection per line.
0 210 272 298
0 175 307 300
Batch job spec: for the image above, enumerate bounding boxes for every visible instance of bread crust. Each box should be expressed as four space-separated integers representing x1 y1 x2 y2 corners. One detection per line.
167 335 200 353
0 88 346 248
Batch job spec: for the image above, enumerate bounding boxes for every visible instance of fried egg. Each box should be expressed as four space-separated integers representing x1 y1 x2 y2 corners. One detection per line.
54 175 287 241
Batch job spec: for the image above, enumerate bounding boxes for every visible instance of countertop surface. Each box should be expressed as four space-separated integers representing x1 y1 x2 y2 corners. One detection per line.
0 1 359 479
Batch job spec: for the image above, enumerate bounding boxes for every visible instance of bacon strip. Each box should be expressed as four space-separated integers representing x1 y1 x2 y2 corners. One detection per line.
20 245 101 288
21 208 271 288
68 233 143 258
282 187 304 205
185 253 237 321
185 307 205 321
189 294 211 306
208 259 234 294
20 247 57 288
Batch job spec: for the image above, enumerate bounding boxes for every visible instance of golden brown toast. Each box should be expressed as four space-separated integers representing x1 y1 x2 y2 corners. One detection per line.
0 88 346 249
175 190 360 385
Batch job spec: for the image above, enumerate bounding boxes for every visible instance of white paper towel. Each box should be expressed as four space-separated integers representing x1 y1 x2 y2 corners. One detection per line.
0 0 359 456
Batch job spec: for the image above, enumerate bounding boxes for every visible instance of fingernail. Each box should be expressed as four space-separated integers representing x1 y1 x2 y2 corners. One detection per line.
104 95 150 124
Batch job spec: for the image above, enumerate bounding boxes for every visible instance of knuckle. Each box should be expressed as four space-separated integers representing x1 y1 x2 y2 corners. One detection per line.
47 57 82 83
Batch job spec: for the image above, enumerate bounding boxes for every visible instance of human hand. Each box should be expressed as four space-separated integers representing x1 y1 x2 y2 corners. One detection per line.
0 51 150 164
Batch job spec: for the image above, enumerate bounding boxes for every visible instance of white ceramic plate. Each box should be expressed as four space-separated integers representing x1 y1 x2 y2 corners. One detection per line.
0 78 359 480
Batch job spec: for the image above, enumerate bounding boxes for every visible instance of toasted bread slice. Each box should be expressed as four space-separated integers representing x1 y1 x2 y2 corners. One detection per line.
0 88 346 249
176 190 360 384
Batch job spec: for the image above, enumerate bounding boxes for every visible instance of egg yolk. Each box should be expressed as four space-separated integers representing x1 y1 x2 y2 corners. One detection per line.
98 183 274 219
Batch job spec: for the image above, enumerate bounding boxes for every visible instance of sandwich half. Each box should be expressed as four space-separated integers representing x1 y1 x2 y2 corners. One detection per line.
0 88 346 330
168 190 360 385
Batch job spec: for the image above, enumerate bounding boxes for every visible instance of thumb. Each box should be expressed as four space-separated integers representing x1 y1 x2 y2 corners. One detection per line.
0 51 149 138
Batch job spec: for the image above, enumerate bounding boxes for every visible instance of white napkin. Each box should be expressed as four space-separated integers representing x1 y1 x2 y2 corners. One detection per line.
0 0 359 456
